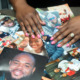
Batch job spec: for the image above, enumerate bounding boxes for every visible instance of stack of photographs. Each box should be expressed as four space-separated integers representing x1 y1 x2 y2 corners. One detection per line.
0 15 21 54
45 47 80 80
0 5 80 80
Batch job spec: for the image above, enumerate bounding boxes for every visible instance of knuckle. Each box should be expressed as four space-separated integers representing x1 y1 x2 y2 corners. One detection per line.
59 30 63 33
25 23 29 27
64 39 68 43
33 27 38 32
26 26 30 30
56 31 61 36
31 23 35 27
35 21 40 26
26 24 29 27
71 40 75 43
74 37 79 41
57 36 63 40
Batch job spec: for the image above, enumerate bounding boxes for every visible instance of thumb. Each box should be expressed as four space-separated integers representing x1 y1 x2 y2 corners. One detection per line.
57 21 68 29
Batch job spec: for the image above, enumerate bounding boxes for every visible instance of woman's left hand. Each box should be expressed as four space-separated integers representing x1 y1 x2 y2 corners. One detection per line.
50 16 80 47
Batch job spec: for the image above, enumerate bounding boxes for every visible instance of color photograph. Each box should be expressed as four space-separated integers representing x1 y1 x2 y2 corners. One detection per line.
0 47 48 80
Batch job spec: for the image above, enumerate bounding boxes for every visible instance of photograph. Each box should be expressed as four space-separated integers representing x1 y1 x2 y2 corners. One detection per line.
1 1 80 80
0 47 48 80
48 3 74 23
36 10 61 36
45 52 80 80
0 16 20 37
0 35 15 54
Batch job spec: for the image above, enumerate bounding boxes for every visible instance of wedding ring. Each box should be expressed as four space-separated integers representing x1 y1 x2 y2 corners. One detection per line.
70 33 75 37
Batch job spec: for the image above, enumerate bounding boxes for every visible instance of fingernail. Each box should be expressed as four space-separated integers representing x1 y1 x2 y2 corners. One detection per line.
42 21 46 24
41 31 44 35
50 37 54 40
56 26 60 28
25 33 29 37
51 41 55 44
31 35 35 38
37 34 40 38
57 44 61 47
66 44 70 47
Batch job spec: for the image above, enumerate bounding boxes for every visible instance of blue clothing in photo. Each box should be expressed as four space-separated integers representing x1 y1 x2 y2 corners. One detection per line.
43 35 64 62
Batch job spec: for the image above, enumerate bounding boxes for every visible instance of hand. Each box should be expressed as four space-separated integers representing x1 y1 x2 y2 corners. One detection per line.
50 16 80 47
16 3 45 38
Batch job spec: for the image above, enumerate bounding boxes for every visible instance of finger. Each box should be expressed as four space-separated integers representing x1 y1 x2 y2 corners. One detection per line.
51 25 68 40
57 33 76 47
55 26 63 29
17 18 29 37
28 17 39 34
32 15 44 36
56 21 68 29
57 32 79 47
50 22 69 40
51 29 71 45
36 12 46 25
19 22 28 36
19 22 25 33
66 35 79 47
26 17 41 38
62 21 68 27
23 20 35 38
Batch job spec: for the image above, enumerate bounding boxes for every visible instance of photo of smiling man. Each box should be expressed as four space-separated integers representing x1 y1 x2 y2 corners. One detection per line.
0 47 48 80
9 52 36 80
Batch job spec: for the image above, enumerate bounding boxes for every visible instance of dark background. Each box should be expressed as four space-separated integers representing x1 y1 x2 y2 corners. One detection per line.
27 0 80 8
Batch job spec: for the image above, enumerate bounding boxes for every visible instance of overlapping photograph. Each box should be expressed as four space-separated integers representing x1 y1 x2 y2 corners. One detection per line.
0 47 48 80
0 7 80 80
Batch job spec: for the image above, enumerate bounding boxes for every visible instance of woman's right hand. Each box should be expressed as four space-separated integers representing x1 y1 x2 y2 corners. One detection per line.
15 2 45 38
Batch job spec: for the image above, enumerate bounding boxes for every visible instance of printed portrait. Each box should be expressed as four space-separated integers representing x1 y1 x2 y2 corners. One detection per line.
0 47 48 80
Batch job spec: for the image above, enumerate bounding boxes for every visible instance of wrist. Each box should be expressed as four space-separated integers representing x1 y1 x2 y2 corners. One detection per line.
9 0 29 11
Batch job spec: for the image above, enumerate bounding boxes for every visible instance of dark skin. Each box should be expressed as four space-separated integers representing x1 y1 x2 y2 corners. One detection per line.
9 0 45 37
51 16 80 47
9 0 80 46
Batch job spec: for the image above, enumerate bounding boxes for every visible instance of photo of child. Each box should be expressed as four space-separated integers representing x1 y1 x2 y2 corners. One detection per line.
27 35 48 56
0 16 20 37
42 35 64 62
